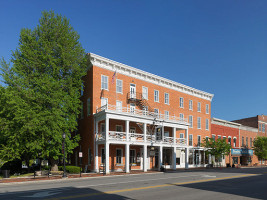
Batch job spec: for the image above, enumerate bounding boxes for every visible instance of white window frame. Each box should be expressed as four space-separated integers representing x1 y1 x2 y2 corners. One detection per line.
205 119 209 130
189 115 193 128
197 117 201 129
180 133 184 138
142 86 148 100
164 110 169 120
154 90 159 102
179 97 184 108
130 103 135 114
197 135 201 146
228 136 231 145
164 93 169 105
116 100 122 112
101 75 108 90
233 137 237 147
206 104 209 114
189 100 193 111
197 102 201 112
154 108 159 118
116 79 123 94
116 148 123 165
189 134 193 146
179 113 184 121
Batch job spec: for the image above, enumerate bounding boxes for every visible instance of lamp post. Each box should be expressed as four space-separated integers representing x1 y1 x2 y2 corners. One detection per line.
62 132 67 178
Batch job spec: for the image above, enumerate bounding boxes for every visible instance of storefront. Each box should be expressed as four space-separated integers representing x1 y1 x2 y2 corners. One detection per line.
231 148 253 166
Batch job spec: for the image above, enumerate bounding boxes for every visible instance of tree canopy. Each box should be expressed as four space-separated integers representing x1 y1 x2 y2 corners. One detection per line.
253 137 267 163
0 10 88 170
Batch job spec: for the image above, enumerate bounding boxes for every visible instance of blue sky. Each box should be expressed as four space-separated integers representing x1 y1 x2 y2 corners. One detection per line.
0 0 267 121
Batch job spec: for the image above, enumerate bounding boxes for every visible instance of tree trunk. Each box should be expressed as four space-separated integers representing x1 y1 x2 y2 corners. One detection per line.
50 158 58 171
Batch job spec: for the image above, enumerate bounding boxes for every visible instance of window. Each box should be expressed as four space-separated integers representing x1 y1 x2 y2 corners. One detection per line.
228 137 231 145
101 148 105 164
142 86 148 100
154 90 159 102
179 113 184 121
197 136 201 146
164 93 169 104
130 103 135 113
116 149 122 164
212 135 215 140
101 97 108 107
101 75 108 90
164 131 169 137
218 135 221 140
259 123 262 132
223 136 226 141
189 134 193 146
87 98 91 116
116 125 123 132
205 119 209 130
81 102 84 119
250 138 252 147
88 148 92 166
205 136 209 141
179 97 184 108
154 108 159 118
206 104 209 114
263 124 265 132
246 137 248 146
197 102 201 112
189 115 193 128
143 106 148 115
116 79 123 93
130 149 136 164
242 136 244 147
180 133 184 138
116 100 122 112
197 117 201 129
233 138 237 147
165 111 169 120
101 123 105 134
189 100 193 110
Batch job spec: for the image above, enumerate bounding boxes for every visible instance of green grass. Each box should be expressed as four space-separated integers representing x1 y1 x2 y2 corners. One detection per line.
0 173 34 179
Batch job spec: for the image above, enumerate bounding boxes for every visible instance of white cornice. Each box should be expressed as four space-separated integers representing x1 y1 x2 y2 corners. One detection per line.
212 118 241 129
239 125 258 133
89 53 214 101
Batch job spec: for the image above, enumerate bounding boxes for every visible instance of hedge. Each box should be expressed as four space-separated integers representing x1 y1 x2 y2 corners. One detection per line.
58 166 81 174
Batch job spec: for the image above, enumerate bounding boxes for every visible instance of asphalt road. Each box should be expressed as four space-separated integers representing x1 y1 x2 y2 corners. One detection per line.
0 167 267 200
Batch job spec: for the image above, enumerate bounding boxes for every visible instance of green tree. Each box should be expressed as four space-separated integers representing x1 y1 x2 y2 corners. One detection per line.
0 10 88 170
201 137 231 166
253 137 267 167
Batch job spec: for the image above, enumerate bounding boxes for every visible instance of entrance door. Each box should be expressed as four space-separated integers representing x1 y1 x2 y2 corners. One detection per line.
130 84 136 98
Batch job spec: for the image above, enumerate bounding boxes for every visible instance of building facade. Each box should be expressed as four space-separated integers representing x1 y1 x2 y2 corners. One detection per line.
76 53 214 173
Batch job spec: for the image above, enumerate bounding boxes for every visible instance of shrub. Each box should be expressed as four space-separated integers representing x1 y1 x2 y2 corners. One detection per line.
58 166 81 174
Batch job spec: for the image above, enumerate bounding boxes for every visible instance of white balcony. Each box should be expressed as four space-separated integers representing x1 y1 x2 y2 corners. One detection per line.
96 104 188 124
96 131 187 146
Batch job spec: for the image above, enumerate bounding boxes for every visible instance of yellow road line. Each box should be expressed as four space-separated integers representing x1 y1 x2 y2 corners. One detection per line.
46 174 258 200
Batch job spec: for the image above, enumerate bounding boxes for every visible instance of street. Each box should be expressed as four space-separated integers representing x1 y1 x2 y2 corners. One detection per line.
0 167 267 200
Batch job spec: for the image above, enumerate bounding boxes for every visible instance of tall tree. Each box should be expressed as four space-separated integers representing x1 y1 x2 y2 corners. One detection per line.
0 10 88 170
253 137 267 167
201 137 231 166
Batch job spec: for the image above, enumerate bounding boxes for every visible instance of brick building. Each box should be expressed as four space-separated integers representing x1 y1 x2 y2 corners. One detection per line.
76 53 213 173
211 118 259 167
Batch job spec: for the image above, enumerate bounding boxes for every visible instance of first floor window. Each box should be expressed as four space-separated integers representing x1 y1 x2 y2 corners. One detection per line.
154 108 159 118
233 138 237 147
130 150 136 164
189 134 193 146
101 148 105 164
218 135 221 140
180 133 184 138
116 125 123 132
228 137 231 145
197 136 201 146
116 149 122 164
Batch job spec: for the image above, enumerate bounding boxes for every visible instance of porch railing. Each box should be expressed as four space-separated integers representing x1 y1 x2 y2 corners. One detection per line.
96 104 188 124
96 131 187 146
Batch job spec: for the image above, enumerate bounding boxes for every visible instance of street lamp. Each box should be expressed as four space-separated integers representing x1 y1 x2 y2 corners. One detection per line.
62 132 67 178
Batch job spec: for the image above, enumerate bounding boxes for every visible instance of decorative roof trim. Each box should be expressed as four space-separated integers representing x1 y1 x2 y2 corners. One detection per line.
89 53 214 101
212 118 241 128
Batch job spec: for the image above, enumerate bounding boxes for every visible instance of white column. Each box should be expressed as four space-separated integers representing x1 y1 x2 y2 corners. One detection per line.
143 145 147 172
105 143 110 174
144 123 147 142
173 127 176 144
95 144 99 172
199 150 201 165
204 150 206 165
126 120 129 141
125 144 130 173
185 128 189 169
105 117 109 141
162 126 165 141
158 146 163 171
193 149 195 165
172 147 176 170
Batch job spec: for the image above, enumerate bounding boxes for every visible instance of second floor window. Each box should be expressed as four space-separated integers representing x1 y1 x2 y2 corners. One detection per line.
233 138 236 147
242 136 244 147
197 135 201 146
263 124 265 132
250 138 252 147
142 86 148 99
197 102 201 112
116 79 123 93
228 137 231 145
180 133 184 138
179 113 184 121
154 90 159 102
165 111 169 120
197 117 201 129
180 97 184 108
189 100 193 110
154 108 159 117
101 75 108 90
246 137 248 146
189 134 193 146
189 115 193 128
205 119 209 130
164 93 169 104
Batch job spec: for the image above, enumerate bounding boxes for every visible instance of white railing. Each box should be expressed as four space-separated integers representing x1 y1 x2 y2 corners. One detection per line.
96 104 188 124
96 131 187 146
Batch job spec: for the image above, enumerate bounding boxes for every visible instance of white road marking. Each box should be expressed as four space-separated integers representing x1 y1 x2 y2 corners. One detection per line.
21 191 61 198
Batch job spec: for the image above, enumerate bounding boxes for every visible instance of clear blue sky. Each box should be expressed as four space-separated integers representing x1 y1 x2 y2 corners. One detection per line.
1 0 267 121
